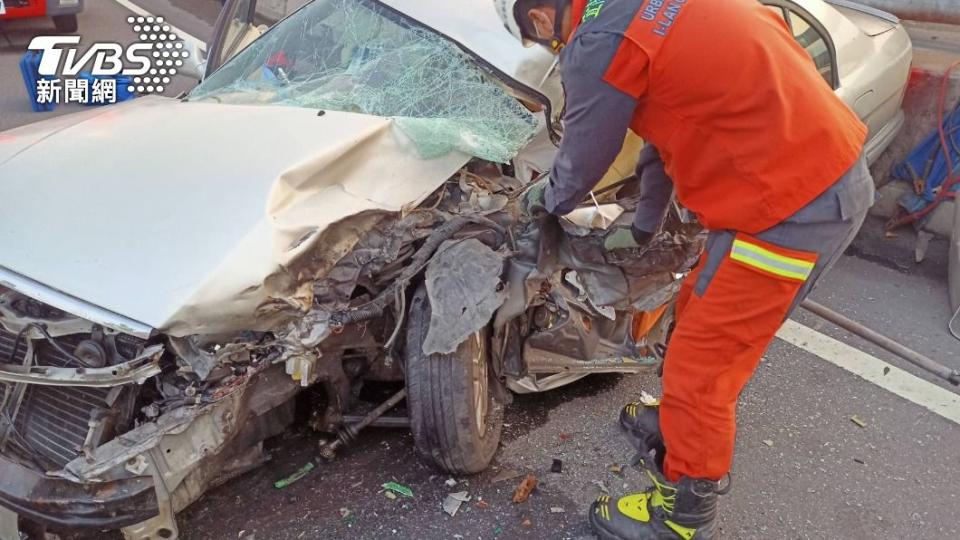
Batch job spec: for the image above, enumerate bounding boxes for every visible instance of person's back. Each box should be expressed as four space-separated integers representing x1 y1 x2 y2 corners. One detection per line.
581 0 867 233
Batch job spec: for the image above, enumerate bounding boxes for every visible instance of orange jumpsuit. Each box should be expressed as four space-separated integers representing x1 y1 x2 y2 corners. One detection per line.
544 0 871 481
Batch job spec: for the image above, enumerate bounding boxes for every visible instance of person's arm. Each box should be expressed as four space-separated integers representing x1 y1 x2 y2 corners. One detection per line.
633 144 674 234
544 32 648 215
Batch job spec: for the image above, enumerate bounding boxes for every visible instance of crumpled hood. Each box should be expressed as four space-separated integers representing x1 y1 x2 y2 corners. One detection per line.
0 97 468 335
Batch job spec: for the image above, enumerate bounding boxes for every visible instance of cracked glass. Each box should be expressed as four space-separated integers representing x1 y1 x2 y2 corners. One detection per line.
190 0 538 163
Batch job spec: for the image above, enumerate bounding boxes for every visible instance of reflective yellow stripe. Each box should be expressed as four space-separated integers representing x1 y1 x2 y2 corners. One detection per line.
734 240 815 270
731 239 815 281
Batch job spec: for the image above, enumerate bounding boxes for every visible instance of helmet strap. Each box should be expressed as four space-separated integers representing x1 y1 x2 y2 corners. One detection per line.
550 0 567 51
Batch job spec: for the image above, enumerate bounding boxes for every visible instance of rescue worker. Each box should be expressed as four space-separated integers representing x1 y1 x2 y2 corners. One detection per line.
495 0 875 538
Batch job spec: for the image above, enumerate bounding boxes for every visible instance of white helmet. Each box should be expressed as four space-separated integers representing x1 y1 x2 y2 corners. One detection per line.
493 0 568 51
493 0 526 43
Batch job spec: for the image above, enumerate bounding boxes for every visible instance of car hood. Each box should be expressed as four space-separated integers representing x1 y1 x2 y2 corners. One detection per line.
0 97 468 335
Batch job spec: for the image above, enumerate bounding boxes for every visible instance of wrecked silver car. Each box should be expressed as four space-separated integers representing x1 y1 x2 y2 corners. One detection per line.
0 0 702 537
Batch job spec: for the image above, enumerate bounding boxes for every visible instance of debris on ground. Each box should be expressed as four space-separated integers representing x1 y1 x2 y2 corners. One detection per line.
385 491 397 500
639 391 660 406
512 474 538 503
382 482 414 498
521 518 532 528
339 507 357 525
477 500 490 509
850 415 867 428
551 458 563 473
492 469 523 484
854 458 866 465
273 462 315 489
559 433 572 443
762 439 774 447
442 491 471 517
445 477 458 487
550 507 565 513
592 480 610 494
493 524 504 536
608 464 623 475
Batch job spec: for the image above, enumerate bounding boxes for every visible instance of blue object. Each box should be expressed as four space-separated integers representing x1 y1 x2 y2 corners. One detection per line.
77 72 136 106
892 101 960 215
19 51 57 113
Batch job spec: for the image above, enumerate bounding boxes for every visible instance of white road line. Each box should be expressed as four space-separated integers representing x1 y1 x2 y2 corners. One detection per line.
109 0 204 46
777 319 960 426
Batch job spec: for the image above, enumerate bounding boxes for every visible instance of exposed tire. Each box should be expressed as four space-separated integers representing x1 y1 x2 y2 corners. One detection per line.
53 15 78 33
405 285 503 474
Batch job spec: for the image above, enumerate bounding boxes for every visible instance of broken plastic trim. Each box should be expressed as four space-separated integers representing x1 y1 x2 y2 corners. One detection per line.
0 344 163 387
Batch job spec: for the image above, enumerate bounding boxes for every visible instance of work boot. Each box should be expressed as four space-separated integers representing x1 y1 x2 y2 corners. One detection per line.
619 400 666 472
589 471 724 540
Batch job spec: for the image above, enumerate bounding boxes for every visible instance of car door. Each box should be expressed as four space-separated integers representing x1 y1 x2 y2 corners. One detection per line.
761 0 840 90
205 0 311 78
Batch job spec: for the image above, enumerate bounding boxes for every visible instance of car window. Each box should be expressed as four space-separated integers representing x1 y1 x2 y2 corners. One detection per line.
761 1 837 88
213 0 259 69
190 0 537 163
253 0 311 26
788 13 833 83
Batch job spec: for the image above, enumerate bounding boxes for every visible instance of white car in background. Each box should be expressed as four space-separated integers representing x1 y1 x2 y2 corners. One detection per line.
767 0 913 165
0 0 912 538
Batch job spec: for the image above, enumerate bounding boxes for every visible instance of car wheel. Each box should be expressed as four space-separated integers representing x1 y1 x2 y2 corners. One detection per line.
405 285 503 474
53 15 78 33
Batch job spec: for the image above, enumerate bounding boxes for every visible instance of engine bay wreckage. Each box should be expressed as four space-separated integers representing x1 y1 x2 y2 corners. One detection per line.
0 0 704 537
0 165 703 538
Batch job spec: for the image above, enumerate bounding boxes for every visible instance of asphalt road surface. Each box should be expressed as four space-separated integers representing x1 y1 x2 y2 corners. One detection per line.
1 2 959 539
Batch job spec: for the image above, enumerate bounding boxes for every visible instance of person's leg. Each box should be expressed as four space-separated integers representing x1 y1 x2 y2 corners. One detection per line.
661 156 874 482
594 157 873 539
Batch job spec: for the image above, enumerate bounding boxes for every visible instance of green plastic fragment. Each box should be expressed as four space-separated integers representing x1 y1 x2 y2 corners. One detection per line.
274 462 315 489
381 482 414 498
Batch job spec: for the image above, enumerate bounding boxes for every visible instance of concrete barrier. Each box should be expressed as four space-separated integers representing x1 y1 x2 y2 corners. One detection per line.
855 1 960 26
869 21 959 239
951 198 959 311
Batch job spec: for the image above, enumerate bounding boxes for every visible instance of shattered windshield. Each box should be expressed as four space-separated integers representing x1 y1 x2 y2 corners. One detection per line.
189 0 537 163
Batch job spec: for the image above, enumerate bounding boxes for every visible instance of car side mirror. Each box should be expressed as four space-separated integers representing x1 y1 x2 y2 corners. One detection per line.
178 40 208 80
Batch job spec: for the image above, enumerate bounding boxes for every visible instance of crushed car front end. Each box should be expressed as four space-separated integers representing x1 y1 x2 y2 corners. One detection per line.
0 275 301 537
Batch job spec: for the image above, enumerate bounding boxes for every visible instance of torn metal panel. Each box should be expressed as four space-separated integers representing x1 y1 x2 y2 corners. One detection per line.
167 338 258 382
523 348 657 374
62 364 298 515
0 345 162 387
506 373 590 394
423 239 508 355
0 455 157 529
